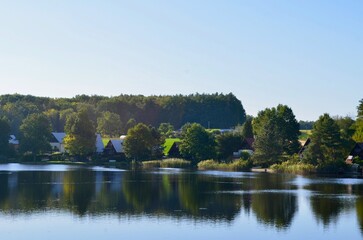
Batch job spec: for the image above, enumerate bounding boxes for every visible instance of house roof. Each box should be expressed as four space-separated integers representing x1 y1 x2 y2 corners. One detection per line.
51 132 66 143
298 138 311 155
350 143 363 156
95 134 104 153
110 139 124 153
9 135 19 145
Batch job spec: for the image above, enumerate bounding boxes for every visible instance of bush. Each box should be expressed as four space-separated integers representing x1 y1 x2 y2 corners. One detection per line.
142 158 191 169
160 158 191 168
270 160 316 175
197 159 252 171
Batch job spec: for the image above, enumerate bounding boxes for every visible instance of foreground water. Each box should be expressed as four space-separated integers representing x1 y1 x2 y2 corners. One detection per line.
0 164 363 239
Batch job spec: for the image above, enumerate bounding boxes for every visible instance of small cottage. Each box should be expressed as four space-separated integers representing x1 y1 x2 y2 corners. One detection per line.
50 132 66 152
104 139 125 155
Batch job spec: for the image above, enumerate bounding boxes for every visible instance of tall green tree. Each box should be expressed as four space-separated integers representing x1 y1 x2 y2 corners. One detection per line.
275 105 300 154
179 123 216 164
252 104 300 166
64 110 96 157
97 111 122 137
334 116 356 156
358 99 363 118
19 113 52 156
241 118 254 139
0 118 11 156
252 117 283 167
353 121 363 142
303 114 344 166
353 99 363 142
44 109 61 132
123 123 163 161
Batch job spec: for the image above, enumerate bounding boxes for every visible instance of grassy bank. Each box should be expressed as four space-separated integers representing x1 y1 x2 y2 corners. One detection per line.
270 161 316 175
142 158 191 169
197 159 252 171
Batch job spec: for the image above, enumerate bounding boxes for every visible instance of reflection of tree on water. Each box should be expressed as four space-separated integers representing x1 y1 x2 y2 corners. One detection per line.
63 170 95 216
306 183 356 227
310 196 353 227
247 173 297 229
25 169 239 222
251 193 297 229
0 173 9 205
356 197 363 235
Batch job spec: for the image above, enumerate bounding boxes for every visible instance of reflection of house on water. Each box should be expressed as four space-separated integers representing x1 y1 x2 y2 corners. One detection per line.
50 172 64 199
8 172 18 190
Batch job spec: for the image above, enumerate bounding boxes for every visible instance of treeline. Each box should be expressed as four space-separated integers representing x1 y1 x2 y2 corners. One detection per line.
0 93 246 136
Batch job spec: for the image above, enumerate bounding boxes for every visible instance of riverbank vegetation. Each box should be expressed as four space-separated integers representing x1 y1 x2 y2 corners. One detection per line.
197 159 252 171
1 94 363 175
142 158 191 169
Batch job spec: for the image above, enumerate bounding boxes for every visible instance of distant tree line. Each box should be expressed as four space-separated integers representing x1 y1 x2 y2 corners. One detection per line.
299 120 315 130
0 93 246 137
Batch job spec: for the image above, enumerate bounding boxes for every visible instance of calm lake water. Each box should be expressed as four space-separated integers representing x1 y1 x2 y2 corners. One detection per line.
0 164 363 240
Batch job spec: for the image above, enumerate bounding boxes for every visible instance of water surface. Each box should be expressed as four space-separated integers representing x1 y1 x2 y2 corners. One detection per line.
0 164 362 239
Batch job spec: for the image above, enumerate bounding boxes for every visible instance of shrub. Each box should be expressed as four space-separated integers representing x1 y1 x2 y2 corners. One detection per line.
197 159 252 171
160 158 191 168
270 160 316 175
142 158 191 169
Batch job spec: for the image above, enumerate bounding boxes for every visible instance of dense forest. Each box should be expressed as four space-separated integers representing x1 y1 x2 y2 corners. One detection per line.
0 93 246 135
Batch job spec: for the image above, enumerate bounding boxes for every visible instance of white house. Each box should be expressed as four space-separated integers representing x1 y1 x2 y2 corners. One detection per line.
50 132 66 153
50 132 104 153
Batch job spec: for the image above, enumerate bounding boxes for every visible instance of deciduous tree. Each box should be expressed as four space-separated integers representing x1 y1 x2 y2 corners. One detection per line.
19 113 52 156
179 123 216 164
123 123 163 161
97 111 122 137
64 110 96 157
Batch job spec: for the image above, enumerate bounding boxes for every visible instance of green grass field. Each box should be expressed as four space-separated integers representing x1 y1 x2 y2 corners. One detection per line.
102 138 122 146
163 138 181 155
299 130 312 141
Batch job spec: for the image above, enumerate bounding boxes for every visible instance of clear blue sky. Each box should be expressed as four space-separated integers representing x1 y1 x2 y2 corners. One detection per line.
0 1 362 121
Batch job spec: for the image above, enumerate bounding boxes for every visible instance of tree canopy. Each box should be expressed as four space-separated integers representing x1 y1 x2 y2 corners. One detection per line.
0 118 11 156
123 123 163 161
64 110 96 157
353 99 363 143
179 123 216 164
252 117 283 167
302 114 344 166
97 111 122 137
19 113 52 156
0 93 246 134
252 104 300 166
241 118 254 139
